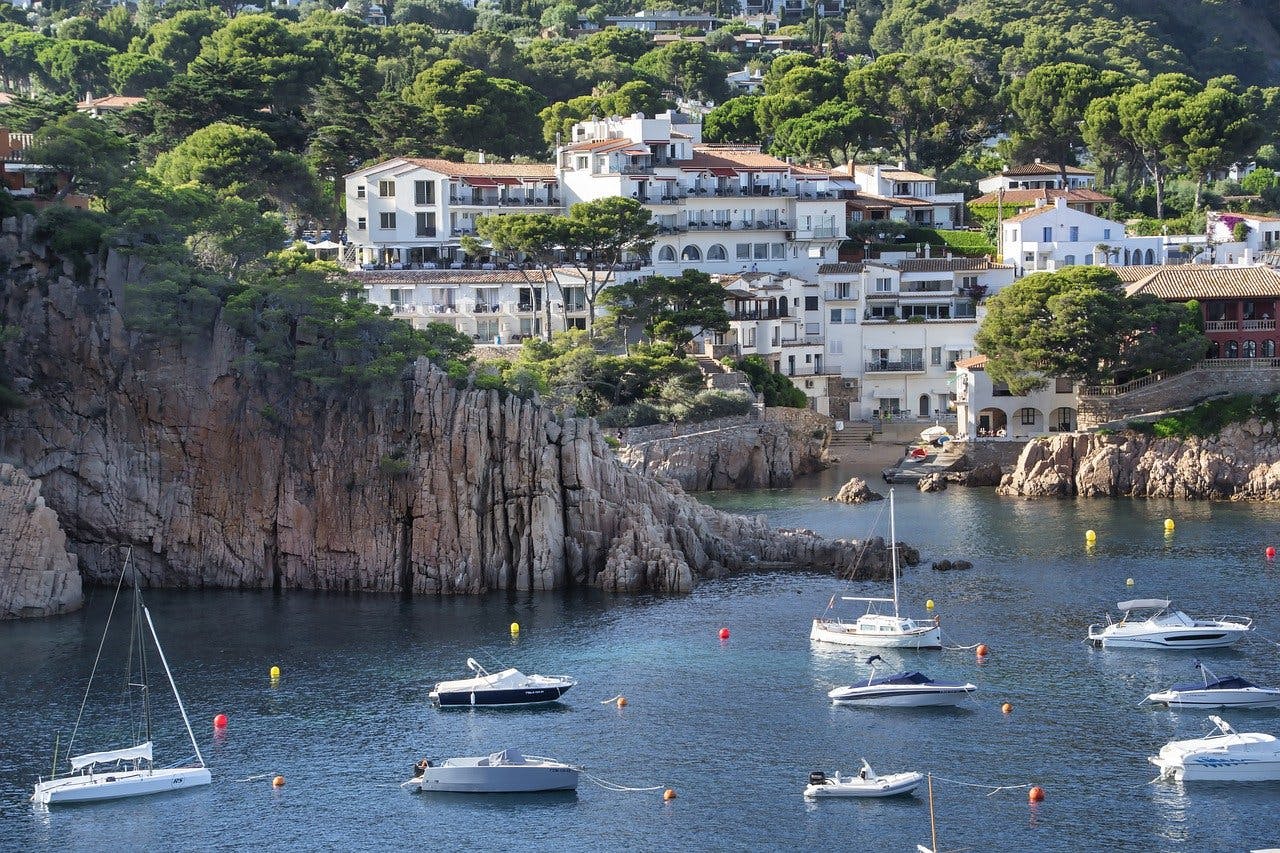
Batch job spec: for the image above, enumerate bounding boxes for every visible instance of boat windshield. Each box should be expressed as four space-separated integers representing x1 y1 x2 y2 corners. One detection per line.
871 672 933 686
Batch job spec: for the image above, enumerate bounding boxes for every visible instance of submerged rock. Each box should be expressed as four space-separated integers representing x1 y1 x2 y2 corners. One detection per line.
826 475 884 504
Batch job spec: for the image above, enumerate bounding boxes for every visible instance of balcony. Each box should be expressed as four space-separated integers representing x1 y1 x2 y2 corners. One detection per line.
1205 320 1238 331
1242 319 1276 331
865 360 925 373
731 308 788 320
789 225 841 239
824 290 860 301
901 281 953 294
780 335 824 347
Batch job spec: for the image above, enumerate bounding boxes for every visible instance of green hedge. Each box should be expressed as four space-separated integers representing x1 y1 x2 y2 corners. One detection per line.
1129 394 1280 438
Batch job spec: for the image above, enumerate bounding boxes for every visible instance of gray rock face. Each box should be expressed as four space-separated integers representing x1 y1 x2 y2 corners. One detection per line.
947 462 1003 487
0 464 81 618
826 475 884 504
916 472 948 493
0 217 896 594
997 422 1280 500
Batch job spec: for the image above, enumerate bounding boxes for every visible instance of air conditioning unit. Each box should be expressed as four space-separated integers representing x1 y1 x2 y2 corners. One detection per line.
844 381 857 390
805 380 814 389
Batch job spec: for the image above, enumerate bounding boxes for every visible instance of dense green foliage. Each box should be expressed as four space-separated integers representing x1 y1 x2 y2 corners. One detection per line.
732 355 808 408
598 270 730 346
1131 394 1280 439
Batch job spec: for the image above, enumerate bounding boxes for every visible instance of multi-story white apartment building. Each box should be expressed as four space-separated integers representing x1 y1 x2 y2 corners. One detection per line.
954 356 1080 440
831 163 966 229
742 0 844 17
344 157 558 269
818 257 1015 421
349 268 592 342
557 111 846 280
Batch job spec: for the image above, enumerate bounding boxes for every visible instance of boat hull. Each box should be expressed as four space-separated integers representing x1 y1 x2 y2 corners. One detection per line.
1146 689 1280 709
419 766 580 793
805 771 924 798
810 620 942 650
32 767 211 805
1090 628 1249 649
1151 755 1280 782
430 685 572 707
828 686 974 707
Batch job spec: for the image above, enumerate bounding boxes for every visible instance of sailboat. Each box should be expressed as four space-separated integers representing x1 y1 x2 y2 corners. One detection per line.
810 490 941 649
31 549 211 806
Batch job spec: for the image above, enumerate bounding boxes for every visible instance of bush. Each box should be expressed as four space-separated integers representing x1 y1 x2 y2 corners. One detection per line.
33 207 108 275
733 355 808 408
677 390 754 424
1145 394 1280 439
596 401 663 427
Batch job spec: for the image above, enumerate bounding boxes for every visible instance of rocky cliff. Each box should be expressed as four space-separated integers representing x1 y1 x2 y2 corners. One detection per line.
0 216 884 598
616 410 828 492
997 421 1280 499
0 463 82 618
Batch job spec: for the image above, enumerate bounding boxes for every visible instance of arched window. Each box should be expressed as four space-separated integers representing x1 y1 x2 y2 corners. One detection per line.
1265 340 1276 358
657 245 676 262
1244 340 1258 358
1226 340 1239 358
1017 407 1040 426
776 296 787 316
707 244 727 261
1209 340 1221 358
681 245 701 261
1145 248 1155 264
1123 249 1131 265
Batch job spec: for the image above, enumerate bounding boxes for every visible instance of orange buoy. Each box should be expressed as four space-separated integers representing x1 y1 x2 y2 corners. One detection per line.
1028 786 1045 803
272 775 285 788
976 643 989 657
1001 702 1013 715
663 788 677 800
718 627 730 640
616 696 627 708
213 713 228 729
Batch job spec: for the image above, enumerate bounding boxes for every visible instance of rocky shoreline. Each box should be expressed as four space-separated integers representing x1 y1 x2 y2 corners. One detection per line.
0 216 901 611
997 422 1280 499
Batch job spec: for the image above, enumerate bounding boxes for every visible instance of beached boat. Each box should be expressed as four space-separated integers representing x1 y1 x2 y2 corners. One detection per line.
413 749 580 793
811 491 942 650
31 550 210 806
804 760 923 798
429 658 576 707
1150 716 1280 782
1087 599 1252 649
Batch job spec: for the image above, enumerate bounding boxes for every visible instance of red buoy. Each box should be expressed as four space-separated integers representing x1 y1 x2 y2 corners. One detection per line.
1267 546 1276 560
213 713 228 729
718 627 730 640
1028 785 1045 803
976 643 989 657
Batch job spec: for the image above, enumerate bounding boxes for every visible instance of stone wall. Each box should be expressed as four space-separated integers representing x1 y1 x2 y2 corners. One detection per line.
1078 362 1280 428
0 464 82 618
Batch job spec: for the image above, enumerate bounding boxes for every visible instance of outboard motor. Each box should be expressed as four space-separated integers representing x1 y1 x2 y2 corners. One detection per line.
413 759 431 778
809 771 826 786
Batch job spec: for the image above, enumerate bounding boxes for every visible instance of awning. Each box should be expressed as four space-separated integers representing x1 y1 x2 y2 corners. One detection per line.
463 177 499 187
310 240 341 250
871 389 902 399
71 742 152 770
710 167 738 177
490 177 522 185
654 176 677 181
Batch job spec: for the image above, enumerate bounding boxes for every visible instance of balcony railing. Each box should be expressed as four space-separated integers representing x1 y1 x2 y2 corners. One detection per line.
824 290 859 301
731 309 788 320
865 360 925 373
901 281 953 293
1205 320 1238 331
780 335 824 347
1242 319 1276 331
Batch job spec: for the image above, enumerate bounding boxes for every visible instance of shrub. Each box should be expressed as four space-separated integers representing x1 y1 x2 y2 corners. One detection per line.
596 401 663 427
678 390 754 423
1145 394 1280 439
379 452 412 477
33 206 108 276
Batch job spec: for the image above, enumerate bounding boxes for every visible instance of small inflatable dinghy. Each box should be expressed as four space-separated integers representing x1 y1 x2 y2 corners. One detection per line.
804 760 924 799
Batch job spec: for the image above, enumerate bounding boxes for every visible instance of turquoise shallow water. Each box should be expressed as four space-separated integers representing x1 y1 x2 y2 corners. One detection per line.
3 463 1280 852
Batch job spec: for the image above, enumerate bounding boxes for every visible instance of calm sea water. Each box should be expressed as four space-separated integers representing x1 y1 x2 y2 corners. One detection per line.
4 463 1280 852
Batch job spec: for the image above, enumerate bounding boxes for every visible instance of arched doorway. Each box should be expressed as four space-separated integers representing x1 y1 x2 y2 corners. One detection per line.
1145 248 1155 264
977 407 1008 437
1226 340 1239 358
1050 407 1077 432
918 394 931 418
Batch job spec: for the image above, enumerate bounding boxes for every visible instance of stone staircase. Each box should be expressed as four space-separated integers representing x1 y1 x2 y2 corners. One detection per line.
693 355 755 396
829 422 875 446
1078 358 1280 428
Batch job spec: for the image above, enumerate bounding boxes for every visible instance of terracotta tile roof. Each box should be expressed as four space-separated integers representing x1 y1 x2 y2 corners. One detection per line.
818 263 865 275
1125 265 1280 300
997 162 1093 178
954 355 988 370
76 95 146 110
971 188 1115 206
687 145 789 171
561 138 635 154
1108 265 1167 283
404 158 555 179
1002 205 1059 224
1218 211 1280 223
896 258 1005 273
858 193 934 208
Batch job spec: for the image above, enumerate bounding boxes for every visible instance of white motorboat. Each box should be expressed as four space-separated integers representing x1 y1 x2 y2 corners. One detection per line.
429 658 576 708
1149 716 1280 782
804 760 924 798
811 490 942 650
1146 661 1280 709
32 550 211 806
1087 599 1251 649
828 656 975 707
413 749 580 793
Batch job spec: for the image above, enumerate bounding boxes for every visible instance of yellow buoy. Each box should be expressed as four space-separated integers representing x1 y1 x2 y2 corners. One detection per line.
1125 577 1135 587
925 599 935 611
663 788 677 801
272 775 285 788
509 622 520 635
616 696 628 708
270 665 281 680
1085 529 1097 541
1164 518 1175 532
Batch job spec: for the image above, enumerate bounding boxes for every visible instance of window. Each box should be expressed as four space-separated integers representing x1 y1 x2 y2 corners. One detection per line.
753 243 768 260
960 275 977 289
1063 255 1075 266
355 184 366 198
771 243 785 259
902 348 923 368
874 277 892 292
1266 340 1276 357
379 212 396 229
1068 226 1079 241
1084 254 1094 265
567 317 586 330
681 245 702 261
1042 226 1052 242
708 244 727 260
378 180 395 198
658 245 676 262
1103 228 1111 239
1226 340 1239 358
831 282 851 299
415 212 435 236
902 304 951 320
829 308 843 324
1054 377 1074 394
563 287 586 312
736 243 751 259
931 347 942 366
1019 407 1038 426
356 217 367 230
576 156 588 170
868 305 897 319
829 339 843 354
414 180 434 205
804 296 819 311
1244 340 1258 358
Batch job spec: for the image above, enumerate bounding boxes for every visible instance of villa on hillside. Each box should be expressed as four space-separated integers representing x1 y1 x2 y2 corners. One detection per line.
954 355 1079 440
1124 265 1280 359
976 160 1097 194
829 163 965 229
1206 211 1280 263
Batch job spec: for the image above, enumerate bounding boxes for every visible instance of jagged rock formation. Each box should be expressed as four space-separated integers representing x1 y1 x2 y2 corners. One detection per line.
997 421 1280 500
0 463 82 618
824 475 883 504
916 472 948 493
0 216 892 594
617 412 828 492
945 462 1004 487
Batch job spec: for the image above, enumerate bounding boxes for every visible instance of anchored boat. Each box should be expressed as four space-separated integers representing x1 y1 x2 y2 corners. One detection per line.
412 749 580 793
1087 599 1251 649
1150 716 1280 782
1146 661 1280 709
804 760 924 798
429 658 576 708
811 490 942 650
828 656 975 707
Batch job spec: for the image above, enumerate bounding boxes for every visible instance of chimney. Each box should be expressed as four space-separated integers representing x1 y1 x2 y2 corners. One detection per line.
477 151 486 164
1034 157 1041 164
873 164 882 185
1053 196 1067 210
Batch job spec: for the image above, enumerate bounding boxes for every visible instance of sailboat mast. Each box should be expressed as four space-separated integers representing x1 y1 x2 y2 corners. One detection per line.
927 773 938 853
889 488 899 618
143 606 206 769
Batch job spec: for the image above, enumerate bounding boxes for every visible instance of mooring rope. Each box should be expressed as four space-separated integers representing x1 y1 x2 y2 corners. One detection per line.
929 774 1033 797
940 630 983 651
581 771 664 792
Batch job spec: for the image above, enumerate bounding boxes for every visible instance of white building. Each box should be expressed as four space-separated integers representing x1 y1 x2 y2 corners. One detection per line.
726 67 766 95
954 356 1079 440
344 158 559 269
1205 211 1280 264
818 257 1015 421
831 163 966 229
604 11 721 31
557 111 846 280
1001 197 1189 276
977 160 1096 194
